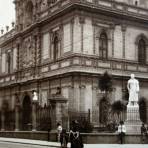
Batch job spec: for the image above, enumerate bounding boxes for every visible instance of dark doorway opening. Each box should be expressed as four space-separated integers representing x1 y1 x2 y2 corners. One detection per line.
22 95 32 130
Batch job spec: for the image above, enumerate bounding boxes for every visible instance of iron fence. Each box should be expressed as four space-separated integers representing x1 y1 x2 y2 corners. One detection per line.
68 110 92 132
36 105 51 131
4 110 15 131
0 106 146 132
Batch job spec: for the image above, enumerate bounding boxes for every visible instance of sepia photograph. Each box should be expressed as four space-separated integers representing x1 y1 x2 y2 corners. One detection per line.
0 0 148 148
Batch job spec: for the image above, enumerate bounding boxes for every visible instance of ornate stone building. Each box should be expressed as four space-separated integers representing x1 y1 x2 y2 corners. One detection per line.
0 0 148 131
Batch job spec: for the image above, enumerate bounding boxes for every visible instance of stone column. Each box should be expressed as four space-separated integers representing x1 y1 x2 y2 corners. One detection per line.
1 109 5 131
32 101 37 131
15 103 20 131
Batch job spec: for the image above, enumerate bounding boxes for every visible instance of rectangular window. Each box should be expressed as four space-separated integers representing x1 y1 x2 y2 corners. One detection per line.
2 53 6 73
42 33 50 60
7 52 11 73
13 48 17 70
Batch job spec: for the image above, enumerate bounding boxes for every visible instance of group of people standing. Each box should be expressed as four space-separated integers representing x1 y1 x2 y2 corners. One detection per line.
57 121 83 148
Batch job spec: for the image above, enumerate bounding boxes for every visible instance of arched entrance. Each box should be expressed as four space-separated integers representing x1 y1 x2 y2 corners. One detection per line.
22 95 32 130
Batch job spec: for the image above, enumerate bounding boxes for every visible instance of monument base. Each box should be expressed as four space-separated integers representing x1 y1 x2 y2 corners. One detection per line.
125 104 142 133
125 121 142 133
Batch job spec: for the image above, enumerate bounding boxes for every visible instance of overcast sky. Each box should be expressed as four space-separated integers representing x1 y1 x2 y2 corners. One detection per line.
0 0 15 30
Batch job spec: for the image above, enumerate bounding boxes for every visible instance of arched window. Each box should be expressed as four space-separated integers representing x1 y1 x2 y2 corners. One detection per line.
25 1 33 26
99 32 108 59
53 36 59 61
138 39 146 64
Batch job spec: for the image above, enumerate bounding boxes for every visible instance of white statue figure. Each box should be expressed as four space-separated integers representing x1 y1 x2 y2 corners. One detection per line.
127 74 139 106
33 91 38 101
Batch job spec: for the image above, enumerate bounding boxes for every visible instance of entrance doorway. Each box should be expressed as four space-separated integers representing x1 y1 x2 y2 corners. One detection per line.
22 95 32 130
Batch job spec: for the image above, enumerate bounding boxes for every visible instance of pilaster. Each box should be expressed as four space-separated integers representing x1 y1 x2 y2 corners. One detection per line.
70 18 74 53
92 19 97 54
79 85 86 112
32 101 37 131
110 24 115 58
79 16 85 53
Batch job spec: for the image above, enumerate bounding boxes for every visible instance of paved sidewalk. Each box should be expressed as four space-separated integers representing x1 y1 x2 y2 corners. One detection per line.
0 137 148 148
0 138 61 147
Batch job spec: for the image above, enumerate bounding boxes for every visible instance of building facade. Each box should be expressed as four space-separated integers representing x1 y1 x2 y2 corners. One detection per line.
0 0 148 131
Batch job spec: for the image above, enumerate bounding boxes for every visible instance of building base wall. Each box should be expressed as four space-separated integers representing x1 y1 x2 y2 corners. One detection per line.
0 131 147 144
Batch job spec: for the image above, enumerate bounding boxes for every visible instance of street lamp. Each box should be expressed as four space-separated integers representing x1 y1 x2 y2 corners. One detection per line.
32 90 38 101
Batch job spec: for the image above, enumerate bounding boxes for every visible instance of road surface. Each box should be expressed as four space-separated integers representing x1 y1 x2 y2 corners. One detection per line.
0 141 147 148
0 142 52 148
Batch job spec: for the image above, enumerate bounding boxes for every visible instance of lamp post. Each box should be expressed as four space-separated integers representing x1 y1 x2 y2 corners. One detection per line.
32 90 38 131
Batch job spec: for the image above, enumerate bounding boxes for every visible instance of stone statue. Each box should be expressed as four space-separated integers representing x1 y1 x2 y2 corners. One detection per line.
127 74 139 106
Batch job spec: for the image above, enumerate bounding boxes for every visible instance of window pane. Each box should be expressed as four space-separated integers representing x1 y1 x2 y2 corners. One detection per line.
54 36 59 60
138 39 146 64
2 53 6 73
99 33 107 59
42 33 50 60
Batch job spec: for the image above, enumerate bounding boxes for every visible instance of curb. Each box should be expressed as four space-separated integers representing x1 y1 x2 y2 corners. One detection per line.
0 140 61 147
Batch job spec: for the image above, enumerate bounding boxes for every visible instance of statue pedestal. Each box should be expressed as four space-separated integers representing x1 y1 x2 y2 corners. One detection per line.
125 104 142 133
